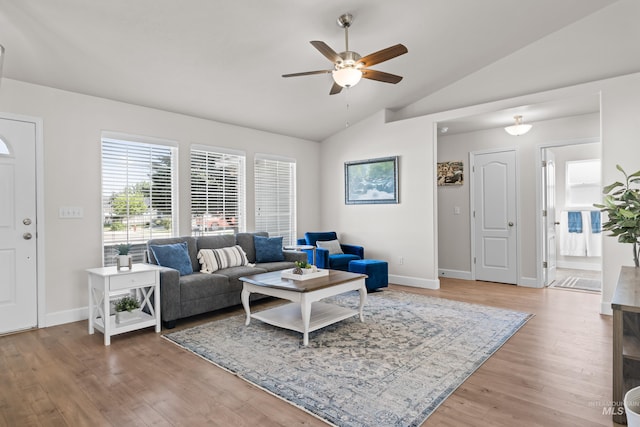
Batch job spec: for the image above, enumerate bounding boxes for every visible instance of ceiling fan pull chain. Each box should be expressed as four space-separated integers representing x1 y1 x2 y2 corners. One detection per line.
345 88 350 128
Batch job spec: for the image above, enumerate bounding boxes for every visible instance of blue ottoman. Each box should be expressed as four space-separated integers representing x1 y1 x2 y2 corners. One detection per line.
348 259 388 291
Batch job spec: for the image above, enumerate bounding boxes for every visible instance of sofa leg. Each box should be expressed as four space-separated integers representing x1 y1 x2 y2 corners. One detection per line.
163 320 177 329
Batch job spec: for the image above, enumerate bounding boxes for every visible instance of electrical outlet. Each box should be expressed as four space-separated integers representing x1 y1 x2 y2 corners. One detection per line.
398 256 404 265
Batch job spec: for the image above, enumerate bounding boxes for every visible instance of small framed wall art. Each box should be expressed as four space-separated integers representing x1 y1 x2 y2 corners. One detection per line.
437 161 463 186
345 156 399 204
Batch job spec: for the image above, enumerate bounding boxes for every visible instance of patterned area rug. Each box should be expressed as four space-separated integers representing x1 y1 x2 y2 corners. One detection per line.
163 291 532 427
550 276 601 292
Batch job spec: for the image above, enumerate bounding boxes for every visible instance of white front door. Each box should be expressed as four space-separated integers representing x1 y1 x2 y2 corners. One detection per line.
543 149 557 285
473 150 517 284
0 117 38 333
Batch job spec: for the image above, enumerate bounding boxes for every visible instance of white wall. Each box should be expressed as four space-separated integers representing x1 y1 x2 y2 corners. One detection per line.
321 72 640 315
320 111 439 289
437 114 600 282
0 79 321 326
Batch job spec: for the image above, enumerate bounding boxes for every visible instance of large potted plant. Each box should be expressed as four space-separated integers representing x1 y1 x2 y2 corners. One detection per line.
594 165 640 267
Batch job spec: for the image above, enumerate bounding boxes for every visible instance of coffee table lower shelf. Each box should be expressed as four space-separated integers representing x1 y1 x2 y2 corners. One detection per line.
251 302 359 335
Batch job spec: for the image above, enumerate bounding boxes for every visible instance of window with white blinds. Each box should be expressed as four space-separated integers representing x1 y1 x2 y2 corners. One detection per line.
190 147 246 236
102 136 177 266
254 155 296 246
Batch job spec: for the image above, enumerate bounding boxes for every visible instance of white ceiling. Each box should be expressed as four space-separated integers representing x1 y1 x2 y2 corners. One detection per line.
0 0 620 141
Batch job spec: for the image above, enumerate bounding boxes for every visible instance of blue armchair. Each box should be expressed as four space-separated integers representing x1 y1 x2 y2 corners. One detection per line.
297 231 364 271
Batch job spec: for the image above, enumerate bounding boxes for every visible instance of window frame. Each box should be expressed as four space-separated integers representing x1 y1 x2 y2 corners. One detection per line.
190 144 246 236
101 132 178 266
254 153 297 246
565 158 601 209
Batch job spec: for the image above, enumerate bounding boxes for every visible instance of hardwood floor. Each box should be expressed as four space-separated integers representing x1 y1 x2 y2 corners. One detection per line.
0 278 617 426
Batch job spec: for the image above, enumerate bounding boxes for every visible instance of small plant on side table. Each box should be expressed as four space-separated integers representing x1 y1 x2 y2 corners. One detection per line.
115 243 132 255
114 295 141 324
115 243 133 270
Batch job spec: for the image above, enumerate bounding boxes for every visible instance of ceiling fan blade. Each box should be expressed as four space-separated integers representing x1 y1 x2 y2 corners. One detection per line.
329 82 343 95
359 44 408 68
362 69 403 84
310 41 341 63
282 70 332 78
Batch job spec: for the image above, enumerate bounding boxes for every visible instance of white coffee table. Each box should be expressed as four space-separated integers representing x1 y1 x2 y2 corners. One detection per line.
240 269 367 346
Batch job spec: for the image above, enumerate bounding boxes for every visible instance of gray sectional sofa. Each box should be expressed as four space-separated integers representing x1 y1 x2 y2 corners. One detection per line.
146 232 306 328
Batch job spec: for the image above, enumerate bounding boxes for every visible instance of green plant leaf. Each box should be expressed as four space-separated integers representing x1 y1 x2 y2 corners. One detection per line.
603 182 624 194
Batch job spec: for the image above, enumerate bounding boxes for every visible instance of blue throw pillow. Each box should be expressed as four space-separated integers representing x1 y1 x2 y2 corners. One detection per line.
149 242 193 276
254 235 284 263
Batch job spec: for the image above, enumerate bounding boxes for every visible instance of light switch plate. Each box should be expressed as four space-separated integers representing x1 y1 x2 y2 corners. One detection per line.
59 206 84 218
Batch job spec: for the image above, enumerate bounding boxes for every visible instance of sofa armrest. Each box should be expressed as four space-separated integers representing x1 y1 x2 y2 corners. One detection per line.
156 266 181 323
296 238 306 245
315 247 330 268
283 250 308 263
341 244 364 259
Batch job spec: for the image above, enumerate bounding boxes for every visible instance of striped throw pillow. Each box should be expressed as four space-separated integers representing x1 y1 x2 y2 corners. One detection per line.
197 245 249 273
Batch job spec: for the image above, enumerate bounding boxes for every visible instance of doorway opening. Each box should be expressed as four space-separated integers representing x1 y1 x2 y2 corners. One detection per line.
539 139 602 293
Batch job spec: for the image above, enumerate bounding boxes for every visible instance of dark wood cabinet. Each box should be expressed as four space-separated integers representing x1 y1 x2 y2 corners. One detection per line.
612 266 640 424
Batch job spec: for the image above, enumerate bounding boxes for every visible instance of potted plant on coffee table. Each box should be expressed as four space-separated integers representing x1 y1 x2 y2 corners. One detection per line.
114 295 141 324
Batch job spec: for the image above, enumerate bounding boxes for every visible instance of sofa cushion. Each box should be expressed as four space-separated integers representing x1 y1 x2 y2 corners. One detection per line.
329 253 361 270
197 245 249 273
254 235 284 263
316 239 344 255
147 236 198 272
197 234 236 250
304 231 338 246
236 231 268 263
149 242 193 276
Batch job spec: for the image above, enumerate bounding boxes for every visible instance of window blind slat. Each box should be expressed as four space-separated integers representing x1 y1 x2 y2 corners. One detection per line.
190 149 246 236
101 138 176 266
254 157 296 246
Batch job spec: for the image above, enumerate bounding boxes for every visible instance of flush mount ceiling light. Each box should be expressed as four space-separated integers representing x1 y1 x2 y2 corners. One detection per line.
504 115 532 136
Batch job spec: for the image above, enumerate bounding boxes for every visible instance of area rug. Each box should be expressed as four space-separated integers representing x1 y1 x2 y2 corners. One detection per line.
163 291 532 427
550 276 601 292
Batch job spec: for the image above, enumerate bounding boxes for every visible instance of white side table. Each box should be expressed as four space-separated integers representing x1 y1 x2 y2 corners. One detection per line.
86 264 162 345
284 244 316 265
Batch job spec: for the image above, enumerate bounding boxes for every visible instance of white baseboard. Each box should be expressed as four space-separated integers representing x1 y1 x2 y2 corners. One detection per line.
518 276 542 288
601 301 613 316
438 269 473 280
556 260 602 271
389 274 440 290
45 306 88 327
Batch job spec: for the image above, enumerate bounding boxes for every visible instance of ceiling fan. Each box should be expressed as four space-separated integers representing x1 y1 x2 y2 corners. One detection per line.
282 13 408 95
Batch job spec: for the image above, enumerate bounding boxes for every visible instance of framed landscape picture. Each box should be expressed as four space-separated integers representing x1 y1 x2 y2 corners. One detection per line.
345 156 399 204
437 161 464 186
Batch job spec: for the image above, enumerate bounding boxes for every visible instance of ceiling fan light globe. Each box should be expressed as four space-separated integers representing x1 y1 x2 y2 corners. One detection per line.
332 67 362 88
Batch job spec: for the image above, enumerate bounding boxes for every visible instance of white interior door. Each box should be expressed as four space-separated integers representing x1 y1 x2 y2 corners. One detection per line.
473 150 517 284
0 117 38 333
543 149 557 285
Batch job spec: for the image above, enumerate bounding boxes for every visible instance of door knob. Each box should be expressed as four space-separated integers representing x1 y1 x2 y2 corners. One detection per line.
23 218 32 226
508 222 514 227
23 232 32 240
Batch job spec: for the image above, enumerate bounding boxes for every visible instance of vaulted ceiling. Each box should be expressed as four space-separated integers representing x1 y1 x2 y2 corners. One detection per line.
0 0 622 141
